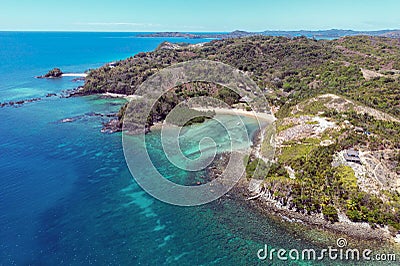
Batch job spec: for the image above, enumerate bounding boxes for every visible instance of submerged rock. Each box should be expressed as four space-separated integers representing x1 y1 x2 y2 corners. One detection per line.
0 97 42 107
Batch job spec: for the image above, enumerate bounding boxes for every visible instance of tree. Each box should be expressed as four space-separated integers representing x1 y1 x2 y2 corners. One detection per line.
322 205 339 223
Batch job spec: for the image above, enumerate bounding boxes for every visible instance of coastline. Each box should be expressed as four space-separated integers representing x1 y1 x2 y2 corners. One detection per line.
199 106 400 246
96 84 399 246
230 135 400 246
96 97 399 246
238 179 395 243
148 107 275 132
209 152 400 250
229 180 400 253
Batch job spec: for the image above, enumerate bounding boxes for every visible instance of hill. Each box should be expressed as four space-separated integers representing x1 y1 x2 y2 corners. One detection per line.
83 35 400 118
81 35 400 235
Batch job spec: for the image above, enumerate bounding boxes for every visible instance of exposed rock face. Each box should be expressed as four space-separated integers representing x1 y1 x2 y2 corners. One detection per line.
156 41 184 50
37 68 63 78
101 119 122 134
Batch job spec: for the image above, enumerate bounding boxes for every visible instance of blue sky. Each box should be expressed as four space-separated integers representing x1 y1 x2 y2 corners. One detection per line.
1 0 399 32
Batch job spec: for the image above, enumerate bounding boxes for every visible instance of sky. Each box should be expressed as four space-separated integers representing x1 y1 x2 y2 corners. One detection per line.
0 0 399 32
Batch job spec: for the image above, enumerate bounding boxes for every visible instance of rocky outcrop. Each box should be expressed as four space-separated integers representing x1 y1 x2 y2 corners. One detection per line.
0 98 42 107
55 112 121 134
37 68 63 78
101 119 122 134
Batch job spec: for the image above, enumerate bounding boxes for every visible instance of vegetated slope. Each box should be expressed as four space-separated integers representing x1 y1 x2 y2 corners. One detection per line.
258 94 400 232
83 35 400 118
83 35 400 232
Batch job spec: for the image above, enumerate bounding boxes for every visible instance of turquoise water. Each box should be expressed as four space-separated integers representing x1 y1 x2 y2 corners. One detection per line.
0 32 396 265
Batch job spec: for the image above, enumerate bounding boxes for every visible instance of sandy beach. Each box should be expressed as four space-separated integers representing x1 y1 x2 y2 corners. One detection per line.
62 73 88 77
192 107 276 123
102 92 143 101
146 106 275 132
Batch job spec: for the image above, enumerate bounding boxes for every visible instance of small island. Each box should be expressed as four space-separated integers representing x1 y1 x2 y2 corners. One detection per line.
37 68 63 79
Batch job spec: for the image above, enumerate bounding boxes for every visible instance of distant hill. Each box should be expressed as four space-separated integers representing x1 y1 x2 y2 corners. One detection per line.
139 29 400 39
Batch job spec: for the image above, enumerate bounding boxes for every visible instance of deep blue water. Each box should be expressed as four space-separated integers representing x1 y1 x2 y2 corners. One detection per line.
0 32 395 265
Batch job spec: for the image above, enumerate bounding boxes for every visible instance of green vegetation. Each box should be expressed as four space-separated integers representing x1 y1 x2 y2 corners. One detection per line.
260 124 276 159
84 35 400 229
245 158 271 180
123 82 240 131
116 102 128 127
276 122 295 133
215 87 241 106
322 205 339 223
245 135 400 228
38 67 63 78
84 35 400 118
278 143 316 165
324 108 400 151
165 105 215 126
334 166 358 191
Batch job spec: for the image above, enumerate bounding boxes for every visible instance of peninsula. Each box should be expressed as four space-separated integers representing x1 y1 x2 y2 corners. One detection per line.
81 35 400 242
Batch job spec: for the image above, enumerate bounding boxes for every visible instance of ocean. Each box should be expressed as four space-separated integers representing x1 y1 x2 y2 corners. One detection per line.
0 32 396 265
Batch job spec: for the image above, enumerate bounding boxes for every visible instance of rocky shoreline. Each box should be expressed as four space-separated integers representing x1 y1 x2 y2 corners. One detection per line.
0 86 87 108
208 151 400 246
174 108 398 244
101 118 122 134
235 179 394 243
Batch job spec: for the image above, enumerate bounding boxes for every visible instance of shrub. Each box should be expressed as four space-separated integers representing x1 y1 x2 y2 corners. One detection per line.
322 205 339 223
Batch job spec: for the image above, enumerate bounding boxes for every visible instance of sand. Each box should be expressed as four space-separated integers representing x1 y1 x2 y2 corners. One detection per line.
192 107 276 123
62 73 88 77
102 92 143 101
